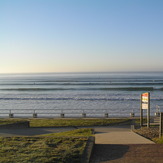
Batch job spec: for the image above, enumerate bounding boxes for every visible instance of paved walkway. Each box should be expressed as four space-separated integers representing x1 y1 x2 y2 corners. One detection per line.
94 125 154 144
90 125 163 163
0 127 75 137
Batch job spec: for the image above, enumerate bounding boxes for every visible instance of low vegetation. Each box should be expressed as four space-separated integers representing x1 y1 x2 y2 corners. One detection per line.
29 118 131 127
0 128 93 163
153 137 163 144
0 136 87 163
0 118 131 127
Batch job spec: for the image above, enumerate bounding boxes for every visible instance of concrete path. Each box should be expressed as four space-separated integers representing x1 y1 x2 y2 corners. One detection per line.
90 144 163 163
0 127 75 137
90 125 162 163
94 125 154 144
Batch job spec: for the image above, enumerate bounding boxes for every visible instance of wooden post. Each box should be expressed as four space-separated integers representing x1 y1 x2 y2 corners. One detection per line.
140 92 150 128
140 95 143 126
159 112 163 138
82 113 86 118
105 113 108 118
147 93 150 128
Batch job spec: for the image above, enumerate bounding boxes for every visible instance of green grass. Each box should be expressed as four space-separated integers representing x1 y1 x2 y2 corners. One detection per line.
0 136 87 163
29 118 131 127
39 128 93 137
0 128 93 162
134 118 147 124
153 137 163 144
0 118 131 127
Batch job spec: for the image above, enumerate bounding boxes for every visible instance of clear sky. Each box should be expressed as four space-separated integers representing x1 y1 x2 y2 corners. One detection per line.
0 0 163 73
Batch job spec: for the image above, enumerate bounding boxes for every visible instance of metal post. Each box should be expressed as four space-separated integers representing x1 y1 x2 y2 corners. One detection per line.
82 110 86 118
159 112 163 138
147 93 150 128
140 95 143 126
33 110 37 118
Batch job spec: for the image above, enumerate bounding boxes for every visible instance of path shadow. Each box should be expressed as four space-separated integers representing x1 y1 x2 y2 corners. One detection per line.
0 128 53 136
94 131 107 134
90 144 129 163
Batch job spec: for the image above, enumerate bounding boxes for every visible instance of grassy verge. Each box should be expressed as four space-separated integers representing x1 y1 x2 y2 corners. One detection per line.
29 118 131 127
153 137 163 144
0 136 87 163
0 128 92 163
134 118 147 125
0 118 131 127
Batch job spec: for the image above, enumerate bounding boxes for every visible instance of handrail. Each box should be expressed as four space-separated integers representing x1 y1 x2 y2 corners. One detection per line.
0 108 132 118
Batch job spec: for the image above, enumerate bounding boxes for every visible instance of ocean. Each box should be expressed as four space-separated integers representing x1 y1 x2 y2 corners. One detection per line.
0 72 163 118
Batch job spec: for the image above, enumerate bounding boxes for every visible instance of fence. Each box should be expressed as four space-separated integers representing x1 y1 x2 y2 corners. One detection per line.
0 109 134 118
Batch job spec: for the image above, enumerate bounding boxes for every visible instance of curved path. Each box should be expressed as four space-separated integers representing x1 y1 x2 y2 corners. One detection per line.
0 127 75 137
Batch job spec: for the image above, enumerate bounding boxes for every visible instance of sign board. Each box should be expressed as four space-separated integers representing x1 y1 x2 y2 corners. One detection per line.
141 92 150 109
140 92 150 128
142 92 149 102
142 103 148 109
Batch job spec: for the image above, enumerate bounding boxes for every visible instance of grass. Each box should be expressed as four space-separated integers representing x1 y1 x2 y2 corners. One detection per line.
0 136 87 163
0 129 93 163
153 137 163 144
134 118 147 125
0 118 131 127
29 118 131 127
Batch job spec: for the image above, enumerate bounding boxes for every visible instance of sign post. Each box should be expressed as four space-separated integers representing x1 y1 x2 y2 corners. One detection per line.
159 112 163 138
140 92 150 128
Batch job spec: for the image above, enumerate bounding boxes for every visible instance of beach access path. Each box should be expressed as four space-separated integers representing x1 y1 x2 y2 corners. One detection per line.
90 125 163 163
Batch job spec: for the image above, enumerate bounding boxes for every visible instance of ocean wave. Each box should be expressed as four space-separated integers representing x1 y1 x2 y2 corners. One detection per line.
1 82 163 86
0 97 163 101
0 87 163 91
0 97 138 101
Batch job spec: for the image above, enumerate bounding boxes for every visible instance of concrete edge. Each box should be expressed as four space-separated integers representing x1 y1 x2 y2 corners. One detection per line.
131 126 156 144
81 136 95 163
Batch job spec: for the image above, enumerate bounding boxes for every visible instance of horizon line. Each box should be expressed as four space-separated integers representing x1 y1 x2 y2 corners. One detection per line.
1 71 163 75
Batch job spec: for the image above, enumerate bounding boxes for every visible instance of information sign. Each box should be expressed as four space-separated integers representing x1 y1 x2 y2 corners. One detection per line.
140 92 150 128
141 92 149 109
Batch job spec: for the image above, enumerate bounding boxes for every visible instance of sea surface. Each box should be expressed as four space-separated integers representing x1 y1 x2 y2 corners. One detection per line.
0 72 163 117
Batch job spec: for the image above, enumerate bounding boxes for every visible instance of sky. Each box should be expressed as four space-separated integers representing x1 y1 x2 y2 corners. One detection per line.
0 0 163 73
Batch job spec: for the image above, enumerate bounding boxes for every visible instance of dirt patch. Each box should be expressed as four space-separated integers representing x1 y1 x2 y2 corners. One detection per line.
134 127 159 140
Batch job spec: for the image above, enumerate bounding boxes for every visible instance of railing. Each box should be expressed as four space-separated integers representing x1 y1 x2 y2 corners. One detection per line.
0 109 134 118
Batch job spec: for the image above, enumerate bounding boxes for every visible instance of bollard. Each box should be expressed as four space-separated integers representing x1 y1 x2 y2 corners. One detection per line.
33 113 37 118
155 112 160 117
60 113 65 118
82 113 86 118
104 113 108 118
130 112 135 117
9 113 14 118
